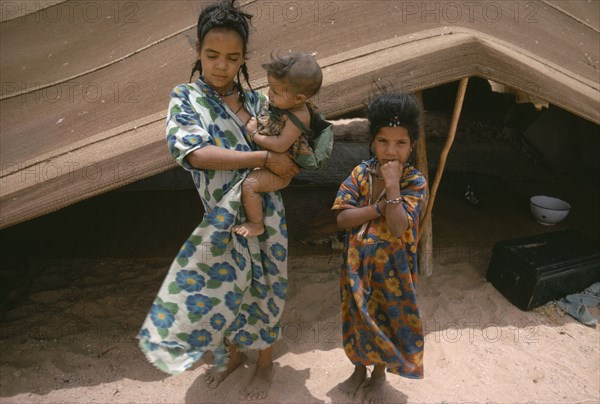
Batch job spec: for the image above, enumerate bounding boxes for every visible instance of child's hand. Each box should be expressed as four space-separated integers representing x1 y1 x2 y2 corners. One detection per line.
266 151 301 179
246 116 258 133
380 160 404 187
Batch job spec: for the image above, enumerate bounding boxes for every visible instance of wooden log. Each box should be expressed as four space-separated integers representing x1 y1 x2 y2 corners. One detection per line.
417 78 469 245
415 91 433 277
332 118 370 142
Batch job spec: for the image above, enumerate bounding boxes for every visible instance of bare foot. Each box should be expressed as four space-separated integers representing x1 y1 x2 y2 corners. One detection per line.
239 362 273 400
362 366 387 404
204 352 246 389
232 221 265 237
339 365 367 400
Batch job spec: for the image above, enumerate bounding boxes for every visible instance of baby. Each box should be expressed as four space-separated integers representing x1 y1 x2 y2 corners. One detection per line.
232 52 323 237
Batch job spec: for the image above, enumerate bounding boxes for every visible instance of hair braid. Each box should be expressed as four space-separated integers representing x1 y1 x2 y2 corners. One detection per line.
238 63 254 104
189 60 203 83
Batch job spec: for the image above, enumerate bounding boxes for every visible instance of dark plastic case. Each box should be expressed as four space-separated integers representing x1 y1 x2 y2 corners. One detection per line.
486 230 600 311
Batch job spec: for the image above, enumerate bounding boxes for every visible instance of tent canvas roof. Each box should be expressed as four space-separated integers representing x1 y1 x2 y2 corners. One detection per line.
1 0 598 228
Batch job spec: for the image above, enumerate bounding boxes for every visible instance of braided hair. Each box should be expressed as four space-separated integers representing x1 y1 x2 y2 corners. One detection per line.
366 93 421 158
189 0 254 103
367 93 421 142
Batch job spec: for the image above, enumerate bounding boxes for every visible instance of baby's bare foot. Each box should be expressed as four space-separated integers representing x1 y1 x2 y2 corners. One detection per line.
239 362 273 400
204 352 246 389
232 221 265 237
339 365 367 400
362 371 387 404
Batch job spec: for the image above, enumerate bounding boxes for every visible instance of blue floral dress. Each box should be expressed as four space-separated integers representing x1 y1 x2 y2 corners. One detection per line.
138 79 288 375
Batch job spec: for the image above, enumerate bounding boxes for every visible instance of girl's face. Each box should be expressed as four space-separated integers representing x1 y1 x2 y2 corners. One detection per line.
199 28 245 93
372 126 412 165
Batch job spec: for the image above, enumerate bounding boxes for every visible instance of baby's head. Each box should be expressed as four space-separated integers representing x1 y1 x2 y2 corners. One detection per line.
262 52 322 109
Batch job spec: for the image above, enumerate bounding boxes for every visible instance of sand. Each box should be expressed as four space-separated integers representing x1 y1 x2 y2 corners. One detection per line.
1 248 598 403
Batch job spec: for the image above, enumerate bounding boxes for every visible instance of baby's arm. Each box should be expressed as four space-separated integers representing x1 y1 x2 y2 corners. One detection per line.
252 110 309 153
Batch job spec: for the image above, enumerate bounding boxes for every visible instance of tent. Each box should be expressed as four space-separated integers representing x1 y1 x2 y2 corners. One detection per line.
1 0 598 229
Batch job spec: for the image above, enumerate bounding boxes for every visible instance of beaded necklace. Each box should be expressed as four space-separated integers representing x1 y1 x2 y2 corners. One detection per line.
216 86 237 97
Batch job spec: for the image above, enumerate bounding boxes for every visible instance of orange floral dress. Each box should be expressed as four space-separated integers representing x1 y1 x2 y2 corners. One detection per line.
332 158 427 378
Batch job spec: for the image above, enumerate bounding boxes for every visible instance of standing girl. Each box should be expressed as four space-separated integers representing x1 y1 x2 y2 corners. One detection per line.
332 93 427 403
137 1 299 401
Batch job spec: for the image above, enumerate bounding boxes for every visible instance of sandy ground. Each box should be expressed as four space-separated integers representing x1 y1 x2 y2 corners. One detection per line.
0 252 598 404
1 104 599 403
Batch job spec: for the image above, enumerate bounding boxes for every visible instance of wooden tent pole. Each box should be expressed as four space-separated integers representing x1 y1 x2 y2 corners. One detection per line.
415 91 433 276
417 77 469 245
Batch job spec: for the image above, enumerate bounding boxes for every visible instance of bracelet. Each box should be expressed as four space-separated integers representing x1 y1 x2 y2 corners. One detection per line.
250 129 258 141
263 151 269 168
374 203 382 218
385 196 402 204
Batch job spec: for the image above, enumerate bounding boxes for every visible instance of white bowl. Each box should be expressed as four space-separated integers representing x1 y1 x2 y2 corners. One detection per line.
530 196 571 226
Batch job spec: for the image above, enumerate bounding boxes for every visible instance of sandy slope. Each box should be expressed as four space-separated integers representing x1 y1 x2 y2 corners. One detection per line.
0 249 598 403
